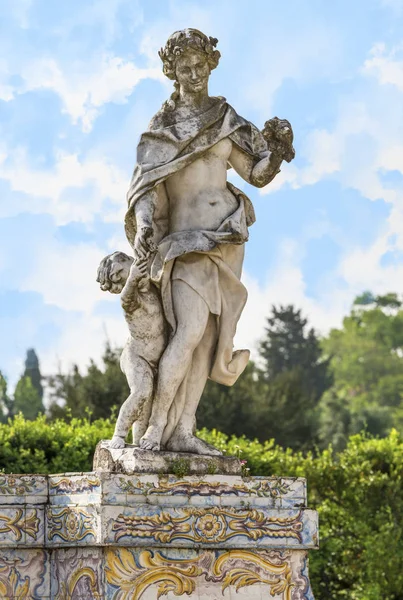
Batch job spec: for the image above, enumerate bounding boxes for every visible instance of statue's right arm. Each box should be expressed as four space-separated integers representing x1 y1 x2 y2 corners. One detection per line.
121 278 140 314
120 262 148 314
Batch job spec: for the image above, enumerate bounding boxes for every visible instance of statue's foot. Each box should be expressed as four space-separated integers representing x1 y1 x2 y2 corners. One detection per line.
139 425 163 451
167 432 222 456
109 435 125 449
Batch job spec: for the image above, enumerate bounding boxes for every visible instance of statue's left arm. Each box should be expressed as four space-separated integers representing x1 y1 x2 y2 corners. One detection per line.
229 146 283 188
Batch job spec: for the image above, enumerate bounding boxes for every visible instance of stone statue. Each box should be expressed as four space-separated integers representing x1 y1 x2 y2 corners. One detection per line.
97 28 295 456
97 251 167 449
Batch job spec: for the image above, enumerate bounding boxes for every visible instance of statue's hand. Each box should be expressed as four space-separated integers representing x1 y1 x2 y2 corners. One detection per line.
134 226 154 260
128 258 148 282
262 117 295 163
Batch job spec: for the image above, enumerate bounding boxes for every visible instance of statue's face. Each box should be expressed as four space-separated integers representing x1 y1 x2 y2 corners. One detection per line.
97 252 132 294
108 258 131 294
175 49 210 94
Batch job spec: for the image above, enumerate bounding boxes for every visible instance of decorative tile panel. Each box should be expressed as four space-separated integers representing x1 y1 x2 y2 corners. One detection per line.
0 475 47 505
103 504 318 549
0 506 43 546
51 547 103 599
46 506 98 546
49 474 101 509
100 473 307 508
0 549 50 599
105 547 314 600
0 472 317 597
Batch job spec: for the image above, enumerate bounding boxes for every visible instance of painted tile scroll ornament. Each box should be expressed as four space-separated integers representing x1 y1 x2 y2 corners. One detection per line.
50 476 101 495
0 508 39 541
54 567 101 600
0 550 47 599
112 506 303 544
0 475 37 495
105 548 295 600
52 548 103 600
47 507 96 543
117 476 294 498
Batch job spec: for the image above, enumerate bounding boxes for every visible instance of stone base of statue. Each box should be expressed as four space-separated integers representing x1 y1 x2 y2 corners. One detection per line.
0 451 318 599
93 439 243 475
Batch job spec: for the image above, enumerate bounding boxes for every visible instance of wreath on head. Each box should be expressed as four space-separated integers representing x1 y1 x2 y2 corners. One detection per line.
159 28 220 80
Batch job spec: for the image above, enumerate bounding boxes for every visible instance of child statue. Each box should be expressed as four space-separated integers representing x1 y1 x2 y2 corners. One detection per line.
96 251 167 448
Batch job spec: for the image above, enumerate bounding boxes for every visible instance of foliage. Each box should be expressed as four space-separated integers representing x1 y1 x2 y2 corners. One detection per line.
0 413 113 474
320 293 403 449
259 305 331 392
197 361 268 440
259 305 332 449
0 357 45 422
24 349 43 400
200 427 403 600
48 343 128 420
13 292 403 453
199 305 332 450
13 377 44 421
0 373 12 422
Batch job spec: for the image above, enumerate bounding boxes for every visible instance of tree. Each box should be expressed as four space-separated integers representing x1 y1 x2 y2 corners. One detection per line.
0 350 45 421
257 305 333 449
24 349 44 400
0 373 12 422
259 305 332 397
197 362 268 440
319 292 403 448
199 305 333 450
13 376 44 421
48 344 128 420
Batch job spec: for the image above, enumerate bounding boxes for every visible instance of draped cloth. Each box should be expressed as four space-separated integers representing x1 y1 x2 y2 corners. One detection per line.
124 97 269 440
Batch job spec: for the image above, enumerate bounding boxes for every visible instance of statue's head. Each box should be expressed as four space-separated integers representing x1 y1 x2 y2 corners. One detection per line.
159 29 220 93
96 251 133 294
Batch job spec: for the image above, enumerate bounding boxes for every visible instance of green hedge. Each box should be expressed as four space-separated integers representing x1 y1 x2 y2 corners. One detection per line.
0 414 113 474
0 415 402 599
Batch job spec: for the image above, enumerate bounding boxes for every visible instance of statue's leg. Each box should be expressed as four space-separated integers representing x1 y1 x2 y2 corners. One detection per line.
140 280 210 451
132 395 152 446
110 356 154 449
166 313 221 455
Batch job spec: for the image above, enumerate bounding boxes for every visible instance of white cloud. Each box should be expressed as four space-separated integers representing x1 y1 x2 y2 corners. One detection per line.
363 43 403 92
4 0 32 29
0 59 16 101
20 241 106 313
0 147 128 225
239 41 403 352
40 310 128 384
17 55 163 132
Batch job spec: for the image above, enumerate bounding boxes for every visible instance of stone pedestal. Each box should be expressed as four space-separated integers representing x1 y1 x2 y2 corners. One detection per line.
0 451 318 598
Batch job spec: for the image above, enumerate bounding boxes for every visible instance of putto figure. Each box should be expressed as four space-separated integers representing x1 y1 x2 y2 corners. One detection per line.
99 28 295 455
97 252 167 449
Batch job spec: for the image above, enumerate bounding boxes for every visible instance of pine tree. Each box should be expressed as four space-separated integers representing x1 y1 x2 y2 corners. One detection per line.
24 349 44 400
259 305 332 399
13 376 44 420
9 349 46 420
257 305 333 449
0 373 12 422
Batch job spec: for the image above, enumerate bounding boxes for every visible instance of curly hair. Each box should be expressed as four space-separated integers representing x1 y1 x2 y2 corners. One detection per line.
158 28 220 112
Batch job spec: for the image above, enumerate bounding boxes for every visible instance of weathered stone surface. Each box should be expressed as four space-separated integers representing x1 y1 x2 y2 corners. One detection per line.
96 28 296 457
0 472 317 597
93 440 242 475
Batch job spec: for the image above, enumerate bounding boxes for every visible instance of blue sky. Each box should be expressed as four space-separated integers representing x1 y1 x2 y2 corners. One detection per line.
1 0 403 387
